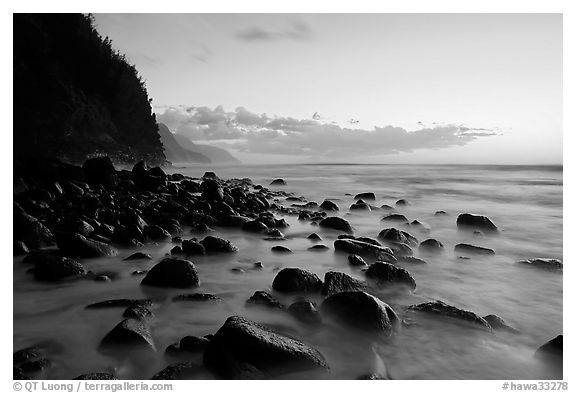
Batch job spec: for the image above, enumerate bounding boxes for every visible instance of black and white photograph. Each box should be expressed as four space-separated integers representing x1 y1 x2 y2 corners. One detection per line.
7 2 570 387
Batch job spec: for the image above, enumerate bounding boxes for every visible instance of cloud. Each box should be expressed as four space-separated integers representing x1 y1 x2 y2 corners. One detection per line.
156 105 497 160
236 21 313 42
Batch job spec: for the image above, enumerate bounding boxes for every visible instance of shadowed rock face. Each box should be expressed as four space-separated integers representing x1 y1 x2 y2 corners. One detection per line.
99 318 156 352
365 262 416 291
141 258 200 288
408 300 491 330
535 335 563 363
320 291 399 335
321 271 367 296
203 316 328 378
456 213 498 232
319 217 353 233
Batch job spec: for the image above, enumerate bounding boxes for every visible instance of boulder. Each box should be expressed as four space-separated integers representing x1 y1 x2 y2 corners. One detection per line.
319 200 339 211
246 291 284 310
31 253 86 282
320 291 399 335
288 300 322 325
365 262 416 291
454 243 495 256
319 217 353 233
272 268 323 293
270 179 287 186
484 314 519 333
141 258 200 288
456 213 498 232
381 214 408 223
354 192 376 200
398 256 427 264
419 238 444 252
308 244 329 251
82 157 118 188
535 335 563 363
307 233 322 241
55 232 117 258
378 228 418 246
271 245 292 253
322 271 367 296
200 236 238 253
334 239 396 263
180 336 211 352
350 200 371 211
408 300 491 330
181 240 206 256
203 316 328 378
123 252 152 261
435 210 448 216
517 258 563 272
242 220 268 233
14 212 53 248
100 318 155 352
348 254 367 267
395 199 410 206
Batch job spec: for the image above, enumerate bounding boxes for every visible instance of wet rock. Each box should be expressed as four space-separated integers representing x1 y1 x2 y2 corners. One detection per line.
320 291 399 335
173 293 221 302
288 300 322 325
203 171 218 179
435 210 448 216
32 254 86 282
308 244 329 251
334 239 396 263
270 178 287 186
348 254 367 267
395 199 410 206
14 241 29 256
143 225 171 242
57 218 95 237
484 314 519 333
354 192 376 201
398 256 427 264
180 336 211 352
407 300 491 330
387 242 413 257
307 233 322 241
380 204 394 211
350 200 371 211
151 362 206 380
457 213 498 232
170 246 183 255
123 252 152 261
100 318 156 352
378 228 418 246
82 157 118 188
201 179 224 202
419 238 444 252
264 228 284 238
74 373 117 380
319 200 339 211
271 245 292 253
272 268 323 293
322 271 367 296
242 220 268 233
454 243 495 256
181 239 206 256
246 290 284 310
319 216 353 233
535 335 563 363
381 214 409 224
141 258 200 288
14 346 44 366
56 232 117 258
365 262 416 291
203 316 328 378
14 212 54 248
219 215 251 228
123 303 154 320
200 236 238 253
517 258 563 272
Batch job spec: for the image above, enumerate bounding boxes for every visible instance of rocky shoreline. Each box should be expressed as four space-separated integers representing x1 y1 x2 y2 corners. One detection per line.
13 157 563 380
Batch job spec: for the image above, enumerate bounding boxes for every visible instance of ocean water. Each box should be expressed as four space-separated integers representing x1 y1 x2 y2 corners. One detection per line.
13 164 563 379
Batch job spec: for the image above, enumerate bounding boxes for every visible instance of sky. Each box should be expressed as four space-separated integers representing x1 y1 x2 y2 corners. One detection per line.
93 14 562 164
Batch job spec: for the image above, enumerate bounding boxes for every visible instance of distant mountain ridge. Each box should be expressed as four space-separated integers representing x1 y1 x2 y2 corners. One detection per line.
158 123 241 164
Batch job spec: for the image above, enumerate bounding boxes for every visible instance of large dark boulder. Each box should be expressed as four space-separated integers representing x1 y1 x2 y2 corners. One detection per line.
99 318 155 352
141 258 200 288
535 335 563 363
272 268 323 293
200 236 238 253
203 316 328 378
270 178 287 186
419 238 444 252
334 239 396 263
82 157 118 188
31 253 86 281
319 217 353 233
456 213 498 232
56 232 117 258
14 212 54 248
320 291 399 335
454 243 495 256
408 300 491 330
321 271 367 296
354 192 376 200
378 228 418 246
365 262 416 291
319 200 339 211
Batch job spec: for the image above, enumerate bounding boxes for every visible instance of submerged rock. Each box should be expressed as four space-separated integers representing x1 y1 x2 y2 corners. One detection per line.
348 254 367 267
484 314 519 333
181 240 206 256
517 258 563 272
200 236 238 253
456 213 498 232
123 252 152 261
334 239 396 263
320 291 399 335
288 300 322 325
322 271 367 296
56 232 117 258
32 254 86 282
365 262 416 291
378 228 418 246
354 192 376 200
319 216 353 233
381 214 409 224
246 291 284 310
307 233 323 241
203 316 328 378
535 335 563 364
271 245 293 253
418 238 444 252
141 258 199 288
397 256 427 264
99 318 156 352
270 179 287 186
408 300 491 330
272 268 323 293
308 244 329 251
319 200 339 211
454 243 495 256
